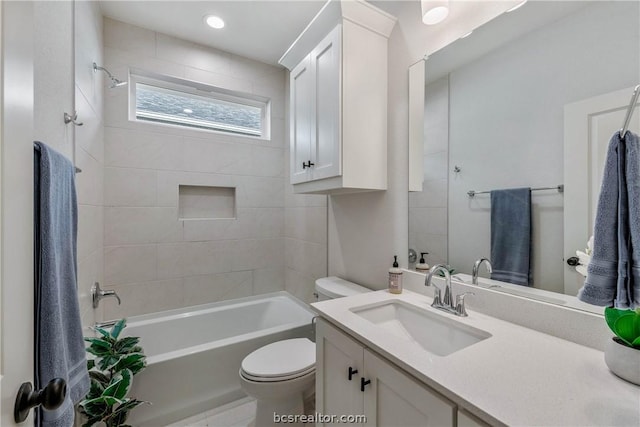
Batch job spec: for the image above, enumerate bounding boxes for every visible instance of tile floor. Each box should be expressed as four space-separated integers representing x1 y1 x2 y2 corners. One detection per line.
167 397 257 427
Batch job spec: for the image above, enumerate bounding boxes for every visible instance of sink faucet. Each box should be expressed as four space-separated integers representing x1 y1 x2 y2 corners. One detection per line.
425 264 474 316
472 258 493 285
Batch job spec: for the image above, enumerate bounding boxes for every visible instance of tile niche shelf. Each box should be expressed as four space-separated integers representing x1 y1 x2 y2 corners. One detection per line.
178 185 236 220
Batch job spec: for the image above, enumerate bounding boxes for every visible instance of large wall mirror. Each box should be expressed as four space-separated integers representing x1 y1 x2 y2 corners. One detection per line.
409 1 639 311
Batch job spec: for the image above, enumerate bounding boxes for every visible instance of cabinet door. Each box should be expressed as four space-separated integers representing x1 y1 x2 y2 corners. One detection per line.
290 55 313 184
363 350 456 427
310 24 341 181
316 320 364 426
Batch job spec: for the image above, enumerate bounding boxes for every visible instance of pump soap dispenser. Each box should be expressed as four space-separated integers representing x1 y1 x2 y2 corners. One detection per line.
416 252 430 272
388 255 403 294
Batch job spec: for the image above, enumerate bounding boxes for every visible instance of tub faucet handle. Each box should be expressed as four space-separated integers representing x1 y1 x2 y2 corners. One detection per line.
91 282 121 309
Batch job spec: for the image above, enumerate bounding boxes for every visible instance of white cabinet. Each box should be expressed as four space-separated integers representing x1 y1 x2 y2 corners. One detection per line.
316 319 456 427
281 1 396 194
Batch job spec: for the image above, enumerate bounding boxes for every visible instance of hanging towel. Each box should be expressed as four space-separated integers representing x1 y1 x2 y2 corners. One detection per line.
578 131 640 309
34 142 89 427
490 187 532 286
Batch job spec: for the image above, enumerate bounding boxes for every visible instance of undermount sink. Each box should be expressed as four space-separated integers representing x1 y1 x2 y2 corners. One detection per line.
350 300 491 356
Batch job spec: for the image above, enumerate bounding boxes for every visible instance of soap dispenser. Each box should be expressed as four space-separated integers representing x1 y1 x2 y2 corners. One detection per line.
389 255 403 294
416 252 430 272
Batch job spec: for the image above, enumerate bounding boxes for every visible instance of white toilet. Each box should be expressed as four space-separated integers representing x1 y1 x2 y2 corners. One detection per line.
239 277 370 426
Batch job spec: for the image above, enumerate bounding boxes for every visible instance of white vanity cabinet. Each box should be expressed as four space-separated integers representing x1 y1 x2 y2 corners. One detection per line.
281 1 396 194
316 319 456 426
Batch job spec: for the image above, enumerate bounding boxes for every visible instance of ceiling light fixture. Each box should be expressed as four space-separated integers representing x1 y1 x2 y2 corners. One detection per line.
421 0 450 25
506 1 527 13
204 15 225 29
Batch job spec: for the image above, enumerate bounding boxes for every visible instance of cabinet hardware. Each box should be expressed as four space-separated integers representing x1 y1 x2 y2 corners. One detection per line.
348 366 358 381
566 256 580 266
360 377 371 392
302 160 315 169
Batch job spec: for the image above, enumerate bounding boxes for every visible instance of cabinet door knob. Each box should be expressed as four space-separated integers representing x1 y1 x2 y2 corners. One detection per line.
360 377 371 392
348 366 358 381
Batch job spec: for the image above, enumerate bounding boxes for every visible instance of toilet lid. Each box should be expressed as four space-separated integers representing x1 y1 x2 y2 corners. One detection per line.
241 338 315 379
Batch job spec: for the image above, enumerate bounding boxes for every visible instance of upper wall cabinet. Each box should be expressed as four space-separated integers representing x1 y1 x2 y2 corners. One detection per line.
280 0 396 194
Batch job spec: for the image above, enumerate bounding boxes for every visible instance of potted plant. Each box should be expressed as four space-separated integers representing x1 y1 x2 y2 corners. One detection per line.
79 319 148 427
604 307 640 385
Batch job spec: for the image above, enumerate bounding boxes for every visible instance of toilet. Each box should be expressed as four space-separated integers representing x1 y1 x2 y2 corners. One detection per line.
239 277 370 426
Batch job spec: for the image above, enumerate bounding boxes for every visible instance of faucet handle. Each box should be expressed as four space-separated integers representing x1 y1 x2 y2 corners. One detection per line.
431 285 443 307
454 292 475 317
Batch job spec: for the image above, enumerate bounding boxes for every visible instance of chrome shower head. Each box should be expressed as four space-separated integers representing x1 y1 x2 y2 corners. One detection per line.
93 62 127 89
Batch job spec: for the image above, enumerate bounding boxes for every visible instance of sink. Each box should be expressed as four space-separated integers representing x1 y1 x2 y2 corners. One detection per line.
350 300 491 356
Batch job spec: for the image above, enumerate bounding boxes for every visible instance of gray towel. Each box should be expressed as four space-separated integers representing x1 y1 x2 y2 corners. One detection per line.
490 188 532 286
578 131 640 309
34 142 89 427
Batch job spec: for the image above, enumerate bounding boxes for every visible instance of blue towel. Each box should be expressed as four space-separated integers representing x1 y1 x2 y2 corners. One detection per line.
490 188 532 286
34 142 89 427
578 131 640 309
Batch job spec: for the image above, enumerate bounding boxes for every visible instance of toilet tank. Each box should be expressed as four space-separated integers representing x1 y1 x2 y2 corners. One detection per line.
314 276 370 301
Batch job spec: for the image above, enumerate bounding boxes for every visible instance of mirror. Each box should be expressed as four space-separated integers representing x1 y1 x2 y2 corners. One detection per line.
409 1 640 311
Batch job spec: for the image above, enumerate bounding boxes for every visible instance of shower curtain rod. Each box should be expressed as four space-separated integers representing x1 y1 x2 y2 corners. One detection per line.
34 143 82 174
620 84 640 138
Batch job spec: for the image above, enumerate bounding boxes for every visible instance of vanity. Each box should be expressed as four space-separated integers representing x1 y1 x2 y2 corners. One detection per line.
312 282 640 426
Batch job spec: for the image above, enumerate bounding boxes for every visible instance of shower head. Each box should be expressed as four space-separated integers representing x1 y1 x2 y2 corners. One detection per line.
93 62 128 88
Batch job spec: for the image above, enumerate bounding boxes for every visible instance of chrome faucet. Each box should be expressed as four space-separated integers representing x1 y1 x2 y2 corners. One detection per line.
425 264 474 317
91 282 121 309
472 258 493 285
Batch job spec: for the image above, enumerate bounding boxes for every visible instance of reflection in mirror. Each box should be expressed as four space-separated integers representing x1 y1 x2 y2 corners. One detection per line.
409 1 640 311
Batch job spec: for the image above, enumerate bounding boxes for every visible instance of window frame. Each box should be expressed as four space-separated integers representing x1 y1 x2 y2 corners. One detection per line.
129 69 271 140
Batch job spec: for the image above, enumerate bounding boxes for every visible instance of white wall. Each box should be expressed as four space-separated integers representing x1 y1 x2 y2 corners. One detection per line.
74 1 105 327
101 18 326 318
33 1 105 328
447 1 640 291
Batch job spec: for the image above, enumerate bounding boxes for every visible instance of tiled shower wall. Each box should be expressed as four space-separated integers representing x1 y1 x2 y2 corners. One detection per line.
101 18 326 319
408 76 449 268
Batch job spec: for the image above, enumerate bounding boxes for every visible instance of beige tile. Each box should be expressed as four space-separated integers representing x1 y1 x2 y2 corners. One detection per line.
75 148 104 207
181 137 252 175
284 238 327 278
230 238 284 272
181 240 234 276
156 33 233 75
182 208 254 242
104 167 157 207
156 171 235 207
184 66 252 94
285 268 317 304
104 244 157 286
250 146 285 177
284 206 327 244
102 279 184 318
104 18 156 56
253 208 284 239
104 127 185 171
253 266 285 295
183 271 253 307
236 176 284 208
105 207 158 245
74 88 104 162
78 205 104 261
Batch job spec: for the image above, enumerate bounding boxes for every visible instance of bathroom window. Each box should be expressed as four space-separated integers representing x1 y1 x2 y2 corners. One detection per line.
131 72 270 138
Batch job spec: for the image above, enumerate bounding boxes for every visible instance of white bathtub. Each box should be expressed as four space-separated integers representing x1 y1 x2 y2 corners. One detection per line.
124 292 316 426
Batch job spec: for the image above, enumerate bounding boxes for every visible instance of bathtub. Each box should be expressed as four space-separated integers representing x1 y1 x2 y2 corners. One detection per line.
124 291 316 426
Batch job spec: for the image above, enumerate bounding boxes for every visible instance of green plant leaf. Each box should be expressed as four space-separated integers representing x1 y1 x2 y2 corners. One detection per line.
80 398 108 418
83 396 124 407
94 327 116 342
103 369 132 400
114 353 147 375
605 307 629 334
110 318 127 340
612 314 640 346
89 370 110 385
87 359 95 370
631 336 640 348
114 337 140 354
87 378 106 399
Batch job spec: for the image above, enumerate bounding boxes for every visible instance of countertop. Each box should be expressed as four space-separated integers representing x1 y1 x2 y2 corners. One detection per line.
311 289 640 426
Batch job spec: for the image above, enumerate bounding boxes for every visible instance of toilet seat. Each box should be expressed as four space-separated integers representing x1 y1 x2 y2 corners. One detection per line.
240 338 315 382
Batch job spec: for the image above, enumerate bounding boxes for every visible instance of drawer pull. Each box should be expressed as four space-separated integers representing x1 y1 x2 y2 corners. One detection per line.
360 377 371 392
348 367 358 381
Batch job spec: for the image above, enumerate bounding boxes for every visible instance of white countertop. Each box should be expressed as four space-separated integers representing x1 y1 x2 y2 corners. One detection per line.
312 289 640 426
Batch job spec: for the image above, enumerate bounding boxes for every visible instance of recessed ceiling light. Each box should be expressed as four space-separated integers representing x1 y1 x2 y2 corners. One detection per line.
421 0 450 25
506 1 527 13
183 108 193 114
204 15 225 29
